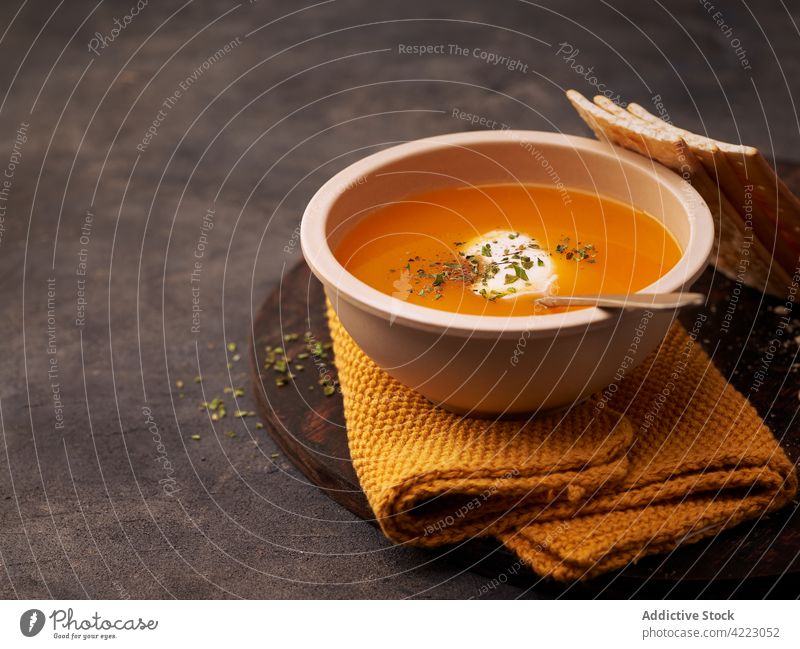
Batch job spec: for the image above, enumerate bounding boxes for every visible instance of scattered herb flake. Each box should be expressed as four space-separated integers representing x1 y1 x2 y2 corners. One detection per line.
554 236 598 263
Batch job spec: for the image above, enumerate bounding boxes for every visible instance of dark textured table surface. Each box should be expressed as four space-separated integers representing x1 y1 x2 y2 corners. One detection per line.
1 0 798 599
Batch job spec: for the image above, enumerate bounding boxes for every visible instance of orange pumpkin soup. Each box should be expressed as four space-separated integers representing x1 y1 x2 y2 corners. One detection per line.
333 183 682 316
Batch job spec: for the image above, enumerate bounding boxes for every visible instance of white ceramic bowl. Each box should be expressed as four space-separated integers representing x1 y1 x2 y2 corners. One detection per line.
301 130 713 416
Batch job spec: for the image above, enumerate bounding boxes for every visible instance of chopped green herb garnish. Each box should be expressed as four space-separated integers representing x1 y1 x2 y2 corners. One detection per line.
555 236 598 263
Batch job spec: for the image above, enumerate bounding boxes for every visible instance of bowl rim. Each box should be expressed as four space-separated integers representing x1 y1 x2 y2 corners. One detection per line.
300 130 713 337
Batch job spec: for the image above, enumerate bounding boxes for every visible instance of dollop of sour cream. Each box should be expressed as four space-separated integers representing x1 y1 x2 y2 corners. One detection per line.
460 229 557 300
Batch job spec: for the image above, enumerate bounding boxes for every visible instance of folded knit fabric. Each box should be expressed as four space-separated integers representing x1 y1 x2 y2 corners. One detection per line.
327 307 798 581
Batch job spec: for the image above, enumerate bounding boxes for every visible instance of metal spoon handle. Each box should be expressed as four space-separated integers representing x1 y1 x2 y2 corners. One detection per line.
536 292 705 310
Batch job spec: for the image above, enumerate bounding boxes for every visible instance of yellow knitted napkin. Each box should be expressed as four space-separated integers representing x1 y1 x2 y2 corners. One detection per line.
327 307 797 581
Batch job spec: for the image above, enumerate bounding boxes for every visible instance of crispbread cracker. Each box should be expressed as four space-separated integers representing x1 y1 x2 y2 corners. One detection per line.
566 90 786 294
626 102 800 280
